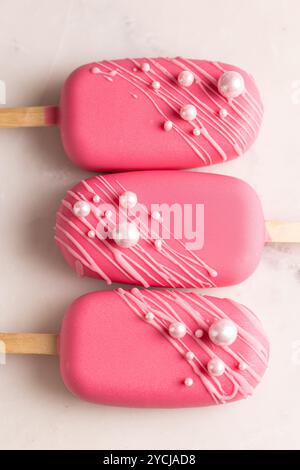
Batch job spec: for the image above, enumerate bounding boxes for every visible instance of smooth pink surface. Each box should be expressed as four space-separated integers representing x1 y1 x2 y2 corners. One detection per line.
59 58 263 171
55 171 266 288
59 289 269 407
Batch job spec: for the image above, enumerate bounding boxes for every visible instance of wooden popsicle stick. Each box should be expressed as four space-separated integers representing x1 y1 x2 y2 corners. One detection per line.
0 106 58 127
265 221 300 243
0 333 58 355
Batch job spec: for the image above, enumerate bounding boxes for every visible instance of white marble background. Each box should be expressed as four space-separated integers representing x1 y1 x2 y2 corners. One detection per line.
0 0 299 450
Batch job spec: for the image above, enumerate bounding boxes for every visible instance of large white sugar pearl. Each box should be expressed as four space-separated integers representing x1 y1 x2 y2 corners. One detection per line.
168 322 187 339
207 357 225 377
111 222 140 248
180 104 197 121
72 201 91 217
208 319 238 346
218 71 245 99
119 191 138 210
178 70 194 87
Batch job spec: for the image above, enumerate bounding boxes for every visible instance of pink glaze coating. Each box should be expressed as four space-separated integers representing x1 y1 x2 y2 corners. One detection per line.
59 289 269 407
59 58 263 171
55 171 266 288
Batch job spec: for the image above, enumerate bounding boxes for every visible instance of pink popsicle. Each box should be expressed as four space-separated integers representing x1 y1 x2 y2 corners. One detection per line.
59 289 269 407
59 57 263 171
55 171 266 288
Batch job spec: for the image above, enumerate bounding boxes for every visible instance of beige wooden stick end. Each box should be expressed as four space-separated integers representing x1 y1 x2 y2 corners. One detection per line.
0 106 58 128
0 333 58 355
265 221 300 243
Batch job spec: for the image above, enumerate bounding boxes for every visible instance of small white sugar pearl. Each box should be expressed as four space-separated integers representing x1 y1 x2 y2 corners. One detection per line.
219 108 228 119
184 377 194 387
151 81 160 90
164 120 173 132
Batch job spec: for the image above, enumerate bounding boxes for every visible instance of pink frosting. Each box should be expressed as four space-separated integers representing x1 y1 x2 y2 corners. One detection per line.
55 171 266 288
59 58 263 171
59 289 269 407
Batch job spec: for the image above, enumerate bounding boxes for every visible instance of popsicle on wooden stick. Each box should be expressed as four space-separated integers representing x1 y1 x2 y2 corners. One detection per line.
0 58 263 171
0 289 269 407
55 170 298 289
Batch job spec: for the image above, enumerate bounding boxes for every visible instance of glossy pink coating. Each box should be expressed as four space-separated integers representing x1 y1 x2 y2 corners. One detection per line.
59 58 263 171
59 289 269 407
55 171 266 288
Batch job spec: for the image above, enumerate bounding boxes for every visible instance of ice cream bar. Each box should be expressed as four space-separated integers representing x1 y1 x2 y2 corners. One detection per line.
0 289 269 407
55 170 300 289
0 58 263 171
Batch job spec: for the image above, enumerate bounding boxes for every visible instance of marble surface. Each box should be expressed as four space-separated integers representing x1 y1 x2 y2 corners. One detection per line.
0 0 300 450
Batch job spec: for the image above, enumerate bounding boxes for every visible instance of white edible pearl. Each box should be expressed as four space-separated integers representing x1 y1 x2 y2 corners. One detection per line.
111 222 140 248
90 66 101 74
238 361 247 371
119 191 138 210
93 195 100 203
184 377 194 387
180 104 197 121
178 70 194 87
88 230 95 238
141 62 150 73
145 312 154 322
168 322 187 339
151 81 160 90
193 127 201 136
105 210 113 219
151 211 162 221
219 108 228 118
185 351 195 361
73 201 91 218
154 239 163 251
218 71 245 99
208 319 238 346
194 329 204 338
207 357 225 377
164 120 173 131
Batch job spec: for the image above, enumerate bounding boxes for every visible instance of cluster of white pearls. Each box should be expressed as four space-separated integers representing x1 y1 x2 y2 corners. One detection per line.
218 71 245 99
